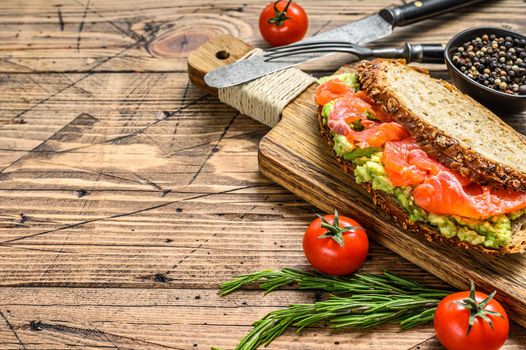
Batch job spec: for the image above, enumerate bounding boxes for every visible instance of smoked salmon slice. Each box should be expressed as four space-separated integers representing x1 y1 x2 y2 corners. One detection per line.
315 79 355 106
383 140 526 218
352 122 410 148
382 138 427 186
326 95 407 147
412 172 526 219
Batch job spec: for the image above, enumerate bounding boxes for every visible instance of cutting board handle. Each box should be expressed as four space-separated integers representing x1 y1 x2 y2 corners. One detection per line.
188 36 316 128
187 35 253 97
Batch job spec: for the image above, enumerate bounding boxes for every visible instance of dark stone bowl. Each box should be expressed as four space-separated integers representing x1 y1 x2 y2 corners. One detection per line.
444 26 526 114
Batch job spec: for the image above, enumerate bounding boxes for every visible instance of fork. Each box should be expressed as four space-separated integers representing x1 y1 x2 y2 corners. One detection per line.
264 42 445 64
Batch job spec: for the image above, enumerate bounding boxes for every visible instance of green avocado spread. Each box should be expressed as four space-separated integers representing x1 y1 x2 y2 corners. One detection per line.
322 100 335 126
323 73 524 249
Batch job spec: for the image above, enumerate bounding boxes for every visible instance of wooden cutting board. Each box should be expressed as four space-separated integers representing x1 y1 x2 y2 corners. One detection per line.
188 35 526 328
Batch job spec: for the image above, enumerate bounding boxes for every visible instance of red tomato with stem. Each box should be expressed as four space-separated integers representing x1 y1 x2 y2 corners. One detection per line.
434 281 509 350
303 210 368 275
259 0 308 47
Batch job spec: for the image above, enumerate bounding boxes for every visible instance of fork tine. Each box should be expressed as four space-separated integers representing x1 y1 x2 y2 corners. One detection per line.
266 41 355 53
264 47 359 61
263 42 354 57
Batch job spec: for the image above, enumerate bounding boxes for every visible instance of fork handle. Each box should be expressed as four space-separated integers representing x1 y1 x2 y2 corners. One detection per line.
371 43 445 64
379 0 486 27
406 43 445 63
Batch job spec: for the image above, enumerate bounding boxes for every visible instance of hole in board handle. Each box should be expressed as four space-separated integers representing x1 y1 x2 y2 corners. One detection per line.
216 50 230 60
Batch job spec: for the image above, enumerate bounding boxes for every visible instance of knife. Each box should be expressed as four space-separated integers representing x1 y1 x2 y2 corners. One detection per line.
205 0 485 88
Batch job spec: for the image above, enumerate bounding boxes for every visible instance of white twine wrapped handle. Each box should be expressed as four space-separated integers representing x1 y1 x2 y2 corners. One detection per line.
218 49 316 127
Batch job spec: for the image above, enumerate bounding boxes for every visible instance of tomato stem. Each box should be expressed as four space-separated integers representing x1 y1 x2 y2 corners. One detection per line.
455 280 504 335
268 0 293 27
316 209 363 247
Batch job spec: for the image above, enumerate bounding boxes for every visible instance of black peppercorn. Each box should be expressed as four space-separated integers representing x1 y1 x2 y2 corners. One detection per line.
453 33 526 95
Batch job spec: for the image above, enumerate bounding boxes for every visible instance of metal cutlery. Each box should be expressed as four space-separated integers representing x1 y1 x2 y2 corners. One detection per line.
205 0 486 88
264 42 445 63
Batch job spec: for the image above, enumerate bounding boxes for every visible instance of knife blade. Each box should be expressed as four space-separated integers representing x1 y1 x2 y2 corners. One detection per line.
205 0 486 88
204 13 391 88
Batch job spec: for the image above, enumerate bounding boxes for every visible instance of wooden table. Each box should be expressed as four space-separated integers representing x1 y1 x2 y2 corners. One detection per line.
0 1 524 349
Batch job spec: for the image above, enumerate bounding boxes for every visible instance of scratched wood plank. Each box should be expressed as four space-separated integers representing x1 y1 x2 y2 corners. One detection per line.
1 288 526 350
0 0 524 73
0 0 525 349
0 73 472 347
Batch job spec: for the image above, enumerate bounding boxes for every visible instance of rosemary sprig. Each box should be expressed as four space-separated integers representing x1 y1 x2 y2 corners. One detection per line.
220 268 450 297
218 269 453 350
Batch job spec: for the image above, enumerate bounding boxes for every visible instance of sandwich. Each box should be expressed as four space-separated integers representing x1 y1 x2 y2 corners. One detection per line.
315 59 526 254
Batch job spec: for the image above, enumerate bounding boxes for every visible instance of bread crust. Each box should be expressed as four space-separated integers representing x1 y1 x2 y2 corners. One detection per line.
317 64 526 254
356 59 526 193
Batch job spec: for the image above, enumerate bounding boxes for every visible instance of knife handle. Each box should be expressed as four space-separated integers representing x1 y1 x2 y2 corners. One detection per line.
379 0 486 27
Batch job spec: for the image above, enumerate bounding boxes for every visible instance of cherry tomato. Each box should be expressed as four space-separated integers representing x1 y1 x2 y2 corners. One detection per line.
434 282 509 350
259 0 308 47
303 210 368 275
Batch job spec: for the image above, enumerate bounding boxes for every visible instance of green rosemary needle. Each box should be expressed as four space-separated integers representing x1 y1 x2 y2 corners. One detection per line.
218 269 453 350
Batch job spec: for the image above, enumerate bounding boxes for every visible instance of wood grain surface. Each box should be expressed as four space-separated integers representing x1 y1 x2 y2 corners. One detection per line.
1 1 526 349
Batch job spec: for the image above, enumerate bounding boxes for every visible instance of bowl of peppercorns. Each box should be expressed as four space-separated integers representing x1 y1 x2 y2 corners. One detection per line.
445 26 526 113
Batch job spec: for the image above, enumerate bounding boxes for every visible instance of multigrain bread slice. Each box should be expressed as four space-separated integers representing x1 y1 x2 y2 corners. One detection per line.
357 59 526 192
317 63 526 254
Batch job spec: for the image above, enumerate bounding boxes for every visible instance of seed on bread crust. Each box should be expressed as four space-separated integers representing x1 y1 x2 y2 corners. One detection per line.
450 162 462 170
460 167 471 178
387 98 399 113
369 87 381 98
